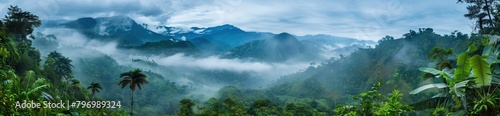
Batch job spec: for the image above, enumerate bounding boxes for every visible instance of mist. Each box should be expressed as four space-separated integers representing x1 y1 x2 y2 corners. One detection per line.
33 27 313 99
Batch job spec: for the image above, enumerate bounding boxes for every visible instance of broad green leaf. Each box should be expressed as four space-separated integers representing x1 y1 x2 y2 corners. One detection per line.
27 85 49 95
470 55 492 86
482 44 499 64
419 67 441 75
454 53 471 82
410 83 448 94
450 110 467 116
431 93 449 98
441 70 454 86
488 35 500 45
492 77 500 84
466 44 477 53
25 70 35 80
452 80 469 97
410 97 453 110
482 45 492 56
494 60 500 64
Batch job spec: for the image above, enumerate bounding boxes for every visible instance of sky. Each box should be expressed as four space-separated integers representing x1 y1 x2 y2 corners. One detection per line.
0 0 472 41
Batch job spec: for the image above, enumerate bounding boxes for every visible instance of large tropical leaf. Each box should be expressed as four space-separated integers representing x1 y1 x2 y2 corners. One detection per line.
454 52 471 83
27 85 50 95
451 80 469 97
411 97 453 110
419 67 441 75
441 68 454 86
410 83 448 94
467 44 477 53
431 93 449 98
41 92 54 101
470 55 492 86
25 70 35 80
482 44 500 64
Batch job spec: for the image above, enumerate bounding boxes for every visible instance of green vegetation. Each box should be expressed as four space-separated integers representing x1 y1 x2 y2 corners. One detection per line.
0 5 127 115
2 1 500 115
119 68 149 116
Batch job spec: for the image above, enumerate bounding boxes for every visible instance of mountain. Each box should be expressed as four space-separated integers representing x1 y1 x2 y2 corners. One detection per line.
158 24 274 51
45 16 377 58
189 37 231 54
120 39 199 56
223 33 318 62
268 29 472 104
298 34 377 58
42 16 200 55
60 16 176 46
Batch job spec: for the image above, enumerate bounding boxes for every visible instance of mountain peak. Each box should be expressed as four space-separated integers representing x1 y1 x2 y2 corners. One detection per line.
208 24 240 31
276 32 294 37
273 32 298 42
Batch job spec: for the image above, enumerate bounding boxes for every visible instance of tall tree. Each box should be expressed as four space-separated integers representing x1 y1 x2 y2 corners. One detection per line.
458 0 496 32
2 5 41 45
87 82 102 100
87 81 102 115
427 47 453 70
45 51 73 83
70 79 80 97
178 98 195 116
118 68 148 116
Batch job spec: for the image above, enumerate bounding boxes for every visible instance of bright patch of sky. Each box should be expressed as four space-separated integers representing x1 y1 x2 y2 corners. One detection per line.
0 0 472 41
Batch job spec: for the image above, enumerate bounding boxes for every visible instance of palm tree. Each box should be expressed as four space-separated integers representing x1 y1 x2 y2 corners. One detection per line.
87 82 102 100
87 82 102 115
118 68 148 116
427 47 453 70
70 79 80 97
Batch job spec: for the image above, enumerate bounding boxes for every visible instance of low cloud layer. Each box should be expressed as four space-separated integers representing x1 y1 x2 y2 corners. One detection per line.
2 0 471 41
35 28 310 89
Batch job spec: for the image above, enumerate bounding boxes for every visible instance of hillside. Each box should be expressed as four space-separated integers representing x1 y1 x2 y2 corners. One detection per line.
61 16 176 46
223 33 319 62
268 28 473 104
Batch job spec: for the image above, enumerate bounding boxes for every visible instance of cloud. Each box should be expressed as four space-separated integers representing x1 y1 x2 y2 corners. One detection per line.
36 28 310 87
1 0 472 41
147 53 273 72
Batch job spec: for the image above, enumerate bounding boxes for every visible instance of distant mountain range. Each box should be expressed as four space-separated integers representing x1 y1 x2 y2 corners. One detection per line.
224 33 319 62
40 16 376 62
157 24 274 52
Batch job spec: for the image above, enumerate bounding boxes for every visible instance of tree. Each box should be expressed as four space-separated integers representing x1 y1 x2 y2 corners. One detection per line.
118 68 148 116
70 79 80 97
411 38 500 115
178 98 195 116
222 98 246 115
427 47 453 70
248 99 278 115
2 5 41 45
44 51 73 100
458 0 496 32
45 51 74 84
87 82 102 100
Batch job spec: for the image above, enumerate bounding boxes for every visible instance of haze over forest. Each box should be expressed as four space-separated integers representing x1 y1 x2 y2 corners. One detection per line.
2 0 500 116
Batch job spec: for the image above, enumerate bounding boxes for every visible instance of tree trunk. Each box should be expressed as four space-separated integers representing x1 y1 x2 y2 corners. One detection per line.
131 90 134 116
484 0 494 28
92 93 95 116
130 78 134 116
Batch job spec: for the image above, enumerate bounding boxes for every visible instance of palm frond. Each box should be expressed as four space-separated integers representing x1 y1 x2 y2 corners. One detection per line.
410 83 448 94
27 84 49 95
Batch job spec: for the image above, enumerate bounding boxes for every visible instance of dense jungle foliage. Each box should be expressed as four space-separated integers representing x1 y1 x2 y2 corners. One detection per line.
2 1 500 115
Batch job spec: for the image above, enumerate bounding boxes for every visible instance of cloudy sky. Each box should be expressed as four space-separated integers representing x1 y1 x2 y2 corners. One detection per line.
0 0 472 41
